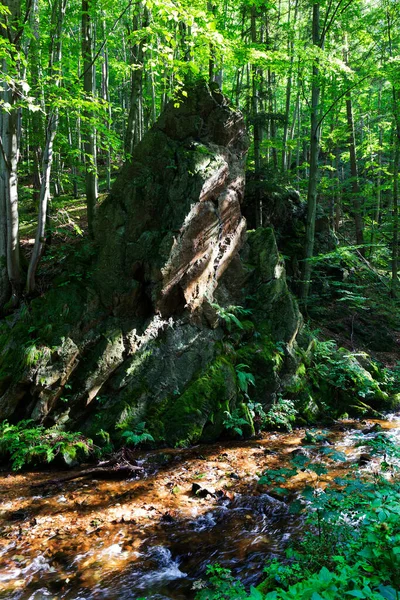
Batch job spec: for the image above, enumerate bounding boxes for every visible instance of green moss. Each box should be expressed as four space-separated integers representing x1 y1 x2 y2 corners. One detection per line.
145 356 237 446
287 339 399 422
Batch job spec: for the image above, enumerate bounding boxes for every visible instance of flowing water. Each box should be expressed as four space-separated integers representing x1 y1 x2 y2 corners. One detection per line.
1 415 400 600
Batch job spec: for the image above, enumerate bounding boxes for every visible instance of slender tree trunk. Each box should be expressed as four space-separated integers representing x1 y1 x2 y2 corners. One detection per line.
0 110 10 308
287 88 300 174
282 0 299 173
392 137 399 297
345 93 364 251
124 3 147 156
27 0 67 295
334 145 342 231
29 0 43 205
251 4 262 227
386 7 399 296
101 17 111 191
82 0 97 238
4 106 22 304
343 38 364 253
26 115 58 293
371 90 383 255
0 0 24 306
67 115 79 198
301 3 320 303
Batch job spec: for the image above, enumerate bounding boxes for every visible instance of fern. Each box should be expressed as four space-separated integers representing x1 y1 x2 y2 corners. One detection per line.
235 364 256 395
211 303 252 332
0 420 94 470
223 410 249 437
121 422 154 447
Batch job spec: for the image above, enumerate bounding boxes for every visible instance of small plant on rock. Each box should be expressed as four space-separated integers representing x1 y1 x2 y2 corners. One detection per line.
120 422 154 447
223 409 249 437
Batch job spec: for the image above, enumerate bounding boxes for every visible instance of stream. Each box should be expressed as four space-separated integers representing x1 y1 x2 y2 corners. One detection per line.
1 415 400 600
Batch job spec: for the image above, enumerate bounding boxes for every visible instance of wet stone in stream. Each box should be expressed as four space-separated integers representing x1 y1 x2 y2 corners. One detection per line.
0 415 399 599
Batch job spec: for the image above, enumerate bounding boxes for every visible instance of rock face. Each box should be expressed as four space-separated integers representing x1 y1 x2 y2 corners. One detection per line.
94 82 248 318
0 83 303 445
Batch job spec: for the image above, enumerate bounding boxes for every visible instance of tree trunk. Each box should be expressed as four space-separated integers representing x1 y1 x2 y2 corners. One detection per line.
345 92 364 252
0 0 24 307
301 3 320 303
124 3 147 157
29 0 43 205
392 137 399 297
4 107 22 304
251 4 262 227
282 0 299 173
27 0 67 294
343 37 364 253
82 0 98 238
101 17 111 192
0 110 10 308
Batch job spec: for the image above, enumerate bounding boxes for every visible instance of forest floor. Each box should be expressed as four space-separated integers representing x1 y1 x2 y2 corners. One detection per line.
18 195 96 296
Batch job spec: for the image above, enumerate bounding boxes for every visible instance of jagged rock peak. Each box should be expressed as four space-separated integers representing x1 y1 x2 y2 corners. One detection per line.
94 81 249 318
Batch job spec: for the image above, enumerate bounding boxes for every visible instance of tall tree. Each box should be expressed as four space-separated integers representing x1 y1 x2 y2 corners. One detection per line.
82 0 97 238
301 2 321 303
27 0 67 294
0 0 26 308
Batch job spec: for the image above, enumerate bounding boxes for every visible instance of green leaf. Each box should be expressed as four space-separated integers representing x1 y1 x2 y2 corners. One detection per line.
318 566 332 583
377 585 398 600
249 587 263 599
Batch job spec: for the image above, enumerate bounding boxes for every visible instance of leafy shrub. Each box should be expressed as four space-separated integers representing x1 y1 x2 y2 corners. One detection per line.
236 363 256 396
0 420 94 470
198 437 400 599
310 341 380 400
120 421 154 447
264 397 297 432
193 564 250 599
223 409 250 437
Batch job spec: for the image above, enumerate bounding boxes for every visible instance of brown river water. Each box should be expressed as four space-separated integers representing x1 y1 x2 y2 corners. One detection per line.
1 415 400 600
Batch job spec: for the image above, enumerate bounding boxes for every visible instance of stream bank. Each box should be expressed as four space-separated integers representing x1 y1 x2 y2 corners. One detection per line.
1 415 400 599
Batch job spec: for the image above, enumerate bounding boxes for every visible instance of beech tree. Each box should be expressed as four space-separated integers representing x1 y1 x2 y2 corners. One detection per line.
0 0 27 307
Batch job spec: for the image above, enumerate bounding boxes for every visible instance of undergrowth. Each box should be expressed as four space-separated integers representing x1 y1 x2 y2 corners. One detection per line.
196 429 400 600
0 420 94 470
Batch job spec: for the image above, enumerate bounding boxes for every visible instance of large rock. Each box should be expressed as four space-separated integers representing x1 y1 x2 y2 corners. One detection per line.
0 83 303 445
94 82 248 318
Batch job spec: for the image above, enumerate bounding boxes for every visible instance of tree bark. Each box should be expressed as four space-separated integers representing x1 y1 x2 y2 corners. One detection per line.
82 0 98 238
124 2 147 156
345 92 364 252
251 4 262 227
301 3 320 303
27 0 67 295
0 110 10 308
282 0 299 173
0 0 24 306
392 137 399 297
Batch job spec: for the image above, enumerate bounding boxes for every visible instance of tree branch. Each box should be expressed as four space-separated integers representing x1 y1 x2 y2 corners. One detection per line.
80 0 133 80
316 72 371 130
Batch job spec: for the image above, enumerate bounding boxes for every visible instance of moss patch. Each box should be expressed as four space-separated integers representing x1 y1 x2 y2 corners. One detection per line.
145 357 238 446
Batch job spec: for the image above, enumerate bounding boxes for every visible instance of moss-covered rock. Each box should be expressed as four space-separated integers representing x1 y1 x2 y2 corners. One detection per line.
287 339 400 421
145 357 237 446
246 228 302 346
236 336 284 404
